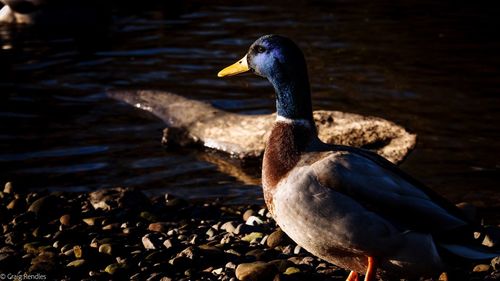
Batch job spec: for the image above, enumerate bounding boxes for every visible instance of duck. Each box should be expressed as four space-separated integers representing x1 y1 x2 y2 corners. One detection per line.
0 0 109 25
217 34 498 280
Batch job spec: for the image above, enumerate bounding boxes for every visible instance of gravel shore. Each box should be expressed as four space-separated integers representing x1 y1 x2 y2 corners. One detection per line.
1 182 499 281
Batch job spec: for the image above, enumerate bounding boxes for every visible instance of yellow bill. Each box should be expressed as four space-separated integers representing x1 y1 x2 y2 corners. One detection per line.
217 55 249 77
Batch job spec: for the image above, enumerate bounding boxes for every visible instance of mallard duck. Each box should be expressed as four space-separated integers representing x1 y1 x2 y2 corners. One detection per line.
218 35 498 280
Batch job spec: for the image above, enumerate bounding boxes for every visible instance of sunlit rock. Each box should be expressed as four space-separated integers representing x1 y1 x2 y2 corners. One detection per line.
108 90 416 164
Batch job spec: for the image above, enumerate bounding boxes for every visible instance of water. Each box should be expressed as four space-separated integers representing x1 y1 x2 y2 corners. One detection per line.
0 0 499 220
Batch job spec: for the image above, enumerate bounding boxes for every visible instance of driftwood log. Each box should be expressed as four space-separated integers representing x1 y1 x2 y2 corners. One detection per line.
108 90 416 165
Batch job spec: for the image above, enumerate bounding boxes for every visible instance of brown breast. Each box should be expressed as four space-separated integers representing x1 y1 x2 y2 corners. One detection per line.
262 121 314 214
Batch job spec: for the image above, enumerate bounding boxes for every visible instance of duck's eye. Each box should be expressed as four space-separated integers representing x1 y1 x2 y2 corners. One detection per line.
256 46 267 53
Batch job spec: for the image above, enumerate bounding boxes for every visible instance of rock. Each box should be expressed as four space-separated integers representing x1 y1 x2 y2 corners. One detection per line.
491 256 500 270
163 239 175 249
27 195 61 219
455 202 477 221
23 242 42 254
267 230 291 249
6 198 25 212
169 256 193 270
73 245 83 258
82 217 103 226
89 187 150 211
221 221 237 234
241 232 263 243
140 211 158 222
105 263 128 275
60 214 74 226
98 244 113 255
284 267 300 275
473 264 491 272
235 261 278 281
109 90 416 164
3 182 14 193
243 210 256 222
268 259 293 272
148 222 170 233
246 216 264 226
29 252 58 273
293 245 302 255
236 224 262 235
142 233 165 250
67 259 86 267
482 226 500 248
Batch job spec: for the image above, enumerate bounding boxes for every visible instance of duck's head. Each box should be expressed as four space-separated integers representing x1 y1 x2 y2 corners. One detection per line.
218 35 313 122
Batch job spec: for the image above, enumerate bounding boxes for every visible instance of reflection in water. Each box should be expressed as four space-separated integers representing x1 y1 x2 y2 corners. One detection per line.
0 1 498 219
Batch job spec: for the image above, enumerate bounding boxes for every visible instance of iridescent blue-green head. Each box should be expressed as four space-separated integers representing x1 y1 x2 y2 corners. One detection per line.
218 35 313 122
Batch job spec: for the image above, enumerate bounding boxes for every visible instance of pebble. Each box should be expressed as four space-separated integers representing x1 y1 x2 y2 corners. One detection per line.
473 264 491 272
27 195 60 218
105 263 128 275
266 229 291 248
235 261 278 281
99 243 113 255
142 233 164 250
283 267 300 275
221 221 237 234
246 216 264 226
243 209 256 221
59 214 73 226
241 232 263 243
1 186 496 281
67 259 86 267
492 256 500 270
3 182 14 193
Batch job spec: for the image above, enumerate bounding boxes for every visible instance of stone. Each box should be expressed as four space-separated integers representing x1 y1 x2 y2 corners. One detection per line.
246 216 264 226
243 210 256 222
221 221 237 234
236 224 262 235
491 256 500 270
73 245 83 258
104 263 128 275
67 259 86 267
6 198 25 212
142 233 164 250
27 195 61 218
99 244 113 255
59 214 73 226
283 267 300 275
242 232 263 243
148 222 170 233
89 187 150 211
3 182 14 193
268 259 293 273
235 261 278 281
163 239 174 249
482 226 500 248
266 230 291 249
109 90 416 164
455 202 477 221
473 264 491 272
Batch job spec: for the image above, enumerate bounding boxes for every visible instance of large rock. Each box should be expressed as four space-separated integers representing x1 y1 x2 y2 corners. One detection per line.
108 90 416 163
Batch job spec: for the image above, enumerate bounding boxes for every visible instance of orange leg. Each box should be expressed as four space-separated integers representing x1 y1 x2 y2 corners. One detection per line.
346 271 359 281
364 256 377 281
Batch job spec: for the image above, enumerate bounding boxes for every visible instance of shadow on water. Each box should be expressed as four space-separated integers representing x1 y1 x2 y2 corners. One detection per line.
0 0 499 220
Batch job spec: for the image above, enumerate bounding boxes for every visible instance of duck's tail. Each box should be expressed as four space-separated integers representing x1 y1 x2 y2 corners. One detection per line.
438 243 499 260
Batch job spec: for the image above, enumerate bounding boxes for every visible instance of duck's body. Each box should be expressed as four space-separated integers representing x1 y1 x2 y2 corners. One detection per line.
218 35 497 280
263 119 447 278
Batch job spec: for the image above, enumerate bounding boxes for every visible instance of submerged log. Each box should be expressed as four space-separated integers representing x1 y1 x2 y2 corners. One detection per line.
108 90 416 164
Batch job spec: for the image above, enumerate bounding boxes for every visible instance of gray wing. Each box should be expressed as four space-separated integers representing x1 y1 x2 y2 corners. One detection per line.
309 151 468 233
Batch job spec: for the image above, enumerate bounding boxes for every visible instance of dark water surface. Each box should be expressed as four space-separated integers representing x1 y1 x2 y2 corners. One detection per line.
0 1 499 218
